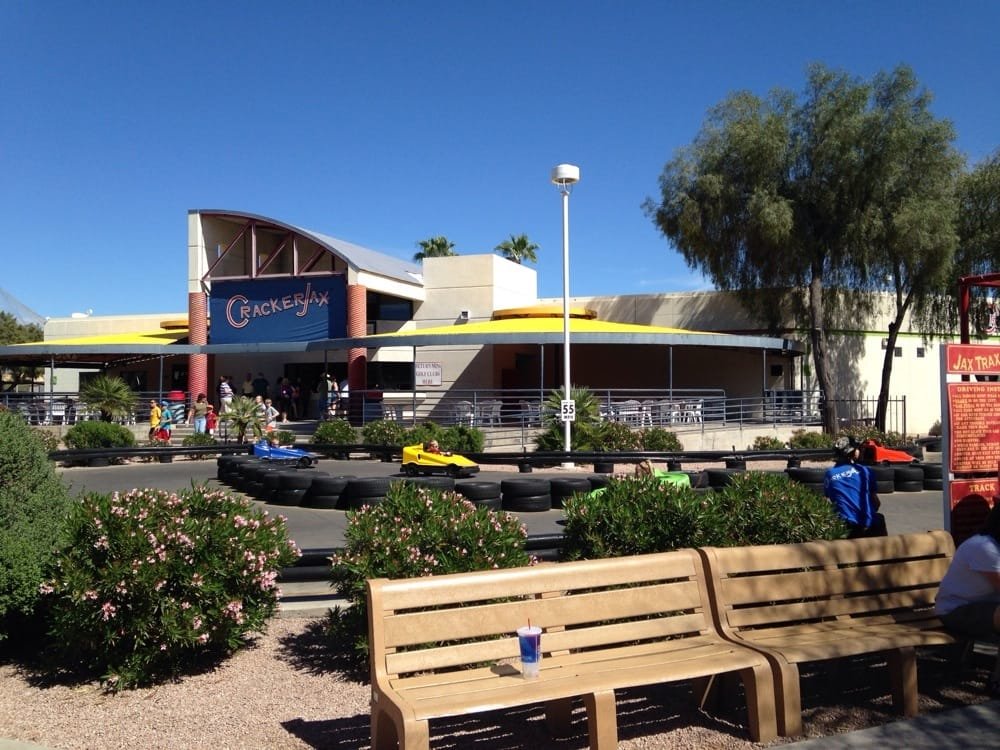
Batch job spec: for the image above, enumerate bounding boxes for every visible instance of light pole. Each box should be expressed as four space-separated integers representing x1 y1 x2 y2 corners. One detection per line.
551 163 580 461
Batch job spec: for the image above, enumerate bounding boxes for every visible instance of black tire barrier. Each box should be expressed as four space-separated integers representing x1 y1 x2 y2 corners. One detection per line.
271 488 307 507
501 478 551 498
877 480 895 494
923 439 942 453
801 482 825 495
921 463 943 480
278 472 316 490
261 472 283 502
341 476 397 501
518 462 533 473
587 474 612 490
404 476 456 491
894 466 925 490
688 471 710 489
309 475 354 496
502 492 552 512
725 458 746 470
786 467 827 485
706 469 739 488
454 481 502 501
468 496 502 511
667 460 683 471
923 478 943 491
786 457 802 469
593 461 615 474
303 493 341 509
549 477 592 508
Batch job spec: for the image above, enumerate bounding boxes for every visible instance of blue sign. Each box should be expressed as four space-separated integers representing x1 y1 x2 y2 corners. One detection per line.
209 276 347 344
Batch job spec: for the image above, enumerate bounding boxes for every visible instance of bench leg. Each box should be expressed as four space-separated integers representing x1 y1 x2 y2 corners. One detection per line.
582 689 618 749
371 707 429 750
888 646 919 717
740 665 778 743
544 697 574 737
773 661 803 737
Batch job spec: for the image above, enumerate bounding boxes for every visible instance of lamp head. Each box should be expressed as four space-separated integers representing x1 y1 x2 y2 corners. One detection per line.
550 163 580 192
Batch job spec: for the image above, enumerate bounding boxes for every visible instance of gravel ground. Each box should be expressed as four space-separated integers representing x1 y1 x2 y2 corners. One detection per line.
0 617 993 750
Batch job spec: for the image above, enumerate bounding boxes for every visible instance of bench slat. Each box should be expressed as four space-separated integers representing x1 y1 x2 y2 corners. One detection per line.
376 551 699 611
705 531 953 575
385 612 712 676
382 579 704 649
395 645 766 721
717 558 949 609
722 584 942 628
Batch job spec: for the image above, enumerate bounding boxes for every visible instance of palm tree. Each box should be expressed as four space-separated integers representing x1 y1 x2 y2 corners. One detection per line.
494 233 539 265
413 236 456 262
220 395 264 443
79 375 136 422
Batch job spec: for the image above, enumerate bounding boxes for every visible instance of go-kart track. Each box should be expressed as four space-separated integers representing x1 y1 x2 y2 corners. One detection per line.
59 457 949 554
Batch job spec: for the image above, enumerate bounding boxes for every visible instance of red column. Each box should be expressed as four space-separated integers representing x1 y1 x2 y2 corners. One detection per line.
188 292 209 410
347 283 367 425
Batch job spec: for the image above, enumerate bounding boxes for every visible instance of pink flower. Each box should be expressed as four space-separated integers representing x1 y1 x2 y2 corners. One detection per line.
101 602 117 620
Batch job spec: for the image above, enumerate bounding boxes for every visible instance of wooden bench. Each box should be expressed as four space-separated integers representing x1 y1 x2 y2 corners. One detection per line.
366 549 778 749
700 530 961 737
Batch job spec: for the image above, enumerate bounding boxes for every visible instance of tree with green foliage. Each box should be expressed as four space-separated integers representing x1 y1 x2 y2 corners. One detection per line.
0 312 44 390
79 374 136 423
413 236 456 262
0 408 72 640
494 233 539 264
645 64 960 433
954 152 1000 280
220 395 264 443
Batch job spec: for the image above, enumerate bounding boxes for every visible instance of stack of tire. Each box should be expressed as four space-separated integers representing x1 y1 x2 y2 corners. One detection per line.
301 475 356 509
892 465 925 493
549 477 593 509
921 462 943 491
338 477 400 510
270 471 317 506
500 478 552 512
454 480 502 510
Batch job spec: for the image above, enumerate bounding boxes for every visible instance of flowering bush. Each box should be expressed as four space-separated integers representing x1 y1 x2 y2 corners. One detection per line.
41 485 300 689
329 482 533 667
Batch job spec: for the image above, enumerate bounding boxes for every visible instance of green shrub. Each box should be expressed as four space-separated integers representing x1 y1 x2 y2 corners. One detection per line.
562 477 715 560
0 411 72 641
403 421 446 448
310 419 356 445
31 428 61 453
361 419 407 446
440 424 484 453
181 432 218 448
787 429 834 450
595 420 641 451
641 427 683 451
64 420 136 449
562 472 846 560
328 483 532 668
534 421 603 452
42 485 299 690
272 429 296 446
750 435 786 451
711 472 847 546
928 419 941 437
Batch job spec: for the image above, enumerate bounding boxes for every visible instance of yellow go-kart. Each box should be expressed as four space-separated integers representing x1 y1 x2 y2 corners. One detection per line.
401 444 480 478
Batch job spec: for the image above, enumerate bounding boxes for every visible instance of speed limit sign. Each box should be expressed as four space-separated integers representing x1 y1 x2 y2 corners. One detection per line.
560 399 576 422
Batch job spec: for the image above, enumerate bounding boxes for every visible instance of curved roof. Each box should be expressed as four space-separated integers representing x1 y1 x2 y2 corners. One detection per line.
193 210 422 285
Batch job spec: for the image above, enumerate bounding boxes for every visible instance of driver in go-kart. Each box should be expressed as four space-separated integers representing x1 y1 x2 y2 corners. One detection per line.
425 440 451 456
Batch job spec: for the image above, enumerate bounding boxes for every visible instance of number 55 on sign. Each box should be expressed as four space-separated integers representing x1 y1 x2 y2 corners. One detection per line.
560 399 576 422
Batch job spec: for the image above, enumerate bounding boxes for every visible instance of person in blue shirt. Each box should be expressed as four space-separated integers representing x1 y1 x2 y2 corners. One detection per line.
823 436 887 538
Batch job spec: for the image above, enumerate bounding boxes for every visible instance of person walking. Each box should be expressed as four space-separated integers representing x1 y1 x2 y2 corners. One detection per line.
158 400 174 445
241 372 255 398
823 436 887 538
148 399 161 441
263 398 280 433
936 503 1000 696
189 393 210 434
205 404 218 437
218 375 234 413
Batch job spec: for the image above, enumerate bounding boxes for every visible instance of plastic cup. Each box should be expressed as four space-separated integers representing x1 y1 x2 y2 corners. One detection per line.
516 625 542 679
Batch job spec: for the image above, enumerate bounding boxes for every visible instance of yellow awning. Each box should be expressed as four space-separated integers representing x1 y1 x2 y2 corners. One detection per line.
15 330 189 347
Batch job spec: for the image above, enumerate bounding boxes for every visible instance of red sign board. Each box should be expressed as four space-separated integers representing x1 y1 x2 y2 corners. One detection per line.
949 478 997 545
945 344 1000 374
946 382 1000 473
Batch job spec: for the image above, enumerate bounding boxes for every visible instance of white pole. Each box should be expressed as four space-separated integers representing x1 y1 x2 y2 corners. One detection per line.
561 187 572 456
551 163 580 467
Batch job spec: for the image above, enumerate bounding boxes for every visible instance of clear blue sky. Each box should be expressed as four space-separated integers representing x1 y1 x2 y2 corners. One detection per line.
2 1 998 319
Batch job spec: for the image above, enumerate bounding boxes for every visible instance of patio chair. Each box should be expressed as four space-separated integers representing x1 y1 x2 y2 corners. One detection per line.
476 399 502 427
453 400 474 426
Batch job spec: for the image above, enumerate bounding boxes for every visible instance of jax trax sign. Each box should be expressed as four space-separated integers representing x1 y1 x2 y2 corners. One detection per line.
209 277 347 344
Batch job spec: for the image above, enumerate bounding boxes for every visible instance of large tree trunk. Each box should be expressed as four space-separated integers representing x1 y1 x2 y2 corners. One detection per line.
876 294 912 432
808 273 838 434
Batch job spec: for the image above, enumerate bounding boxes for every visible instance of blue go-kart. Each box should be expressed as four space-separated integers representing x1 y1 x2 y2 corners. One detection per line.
252 438 320 468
